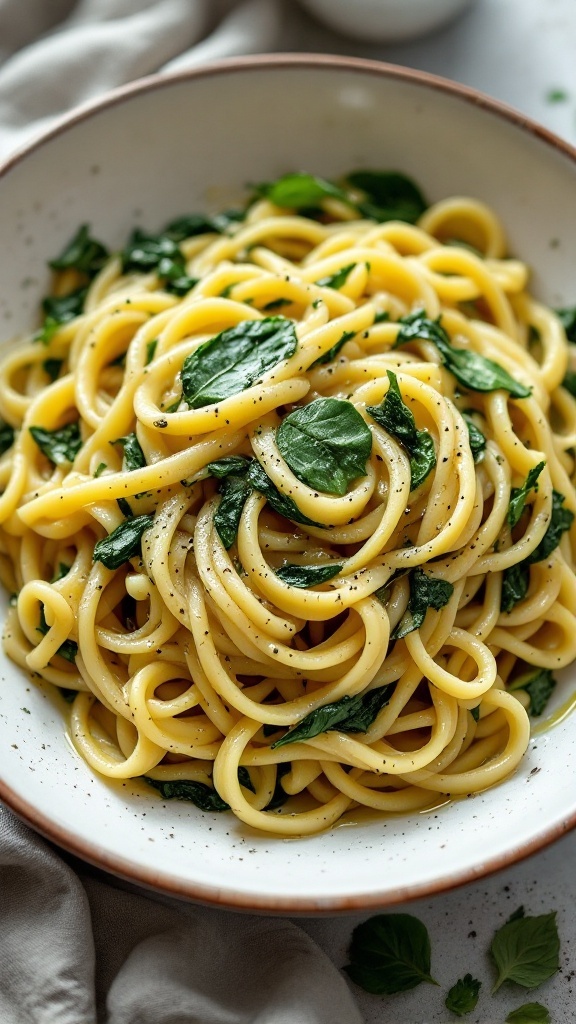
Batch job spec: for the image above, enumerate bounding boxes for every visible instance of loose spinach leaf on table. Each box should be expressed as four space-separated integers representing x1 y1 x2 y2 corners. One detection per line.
392 567 454 640
490 911 560 992
501 562 530 613
506 1003 551 1023
344 913 437 995
274 562 343 588
29 422 82 466
247 460 324 529
276 397 372 497
181 316 298 408
462 412 486 462
37 606 78 663
110 432 146 472
367 370 436 489
315 263 356 290
271 685 393 748
509 668 556 717
508 462 546 528
444 973 481 1017
49 224 109 277
0 422 14 456
394 312 532 398
93 514 154 570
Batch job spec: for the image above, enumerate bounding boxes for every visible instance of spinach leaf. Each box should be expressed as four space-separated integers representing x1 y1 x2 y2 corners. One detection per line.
525 490 574 563
213 474 252 549
470 706 480 722
110 433 146 472
557 306 576 344
562 370 576 396
373 310 390 324
58 687 78 703
207 455 252 479
506 1003 551 1023
94 462 107 477
49 224 109 277
262 297 292 311
181 317 298 408
43 358 63 382
345 170 427 224
508 462 546 528
395 312 532 398
247 460 324 529
52 562 71 582
145 339 158 365
257 172 347 209
490 912 560 991
274 562 343 587
164 209 244 240
122 229 197 295
392 567 454 639
344 913 437 994
276 397 372 497
510 669 556 717
116 497 133 518
315 263 356 290
264 763 291 811
37 606 78 663
29 422 82 466
310 329 356 368
462 412 486 462
93 514 154 569
0 422 14 456
367 370 436 489
35 287 88 343
444 974 481 1017
237 766 255 793
144 776 229 812
272 685 393 748
501 562 530 613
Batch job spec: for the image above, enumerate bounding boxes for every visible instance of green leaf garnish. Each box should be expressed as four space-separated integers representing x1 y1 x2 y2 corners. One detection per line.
367 370 436 489
345 170 427 224
121 228 198 295
274 562 343 588
37 606 78 663
561 370 576 396
315 262 356 290
247 460 324 529
145 339 158 365
272 685 393 748
525 490 574 563
310 329 356 367
444 974 481 1016
213 474 252 550
257 172 347 210
462 412 486 462
508 462 546 528
29 422 82 466
207 455 253 479
509 668 556 717
395 312 532 398
276 397 372 497
557 306 576 344
110 433 146 472
344 913 437 994
180 317 298 409
35 288 88 343
43 358 63 382
144 777 229 812
93 514 154 569
0 422 14 456
392 567 454 639
501 562 530 613
49 224 108 277
506 1003 551 1023
490 911 560 991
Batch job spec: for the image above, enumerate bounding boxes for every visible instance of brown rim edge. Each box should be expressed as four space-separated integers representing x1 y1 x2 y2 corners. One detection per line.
1 53 576 914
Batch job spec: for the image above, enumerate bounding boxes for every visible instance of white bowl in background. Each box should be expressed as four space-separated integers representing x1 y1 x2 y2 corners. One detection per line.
296 0 477 43
1 55 576 912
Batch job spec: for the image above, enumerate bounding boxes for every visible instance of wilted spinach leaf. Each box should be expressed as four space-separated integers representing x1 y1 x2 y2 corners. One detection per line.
510 668 556 717
272 685 393 748
276 397 372 496
110 433 146 472
508 462 545 528
392 567 454 639
367 370 436 489
29 422 82 466
93 514 154 569
274 562 343 587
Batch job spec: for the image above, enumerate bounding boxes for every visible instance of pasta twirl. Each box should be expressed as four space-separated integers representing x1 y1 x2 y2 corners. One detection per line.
1 170 575 836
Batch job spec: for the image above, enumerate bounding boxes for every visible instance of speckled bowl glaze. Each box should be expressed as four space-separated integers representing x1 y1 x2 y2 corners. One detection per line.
1 56 576 913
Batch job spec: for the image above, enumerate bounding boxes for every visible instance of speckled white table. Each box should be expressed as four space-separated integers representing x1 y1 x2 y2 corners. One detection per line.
283 1 576 1021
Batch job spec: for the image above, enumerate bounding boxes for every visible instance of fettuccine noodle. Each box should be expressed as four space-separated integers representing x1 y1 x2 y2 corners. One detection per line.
1 172 575 836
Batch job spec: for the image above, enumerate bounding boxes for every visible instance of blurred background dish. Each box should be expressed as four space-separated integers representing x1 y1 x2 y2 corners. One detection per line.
295 0 477 43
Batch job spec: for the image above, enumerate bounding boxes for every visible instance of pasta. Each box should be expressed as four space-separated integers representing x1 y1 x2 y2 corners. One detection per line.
1 169 575 837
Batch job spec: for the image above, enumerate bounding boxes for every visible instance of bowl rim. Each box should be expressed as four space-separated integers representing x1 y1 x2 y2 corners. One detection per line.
1 51 576 913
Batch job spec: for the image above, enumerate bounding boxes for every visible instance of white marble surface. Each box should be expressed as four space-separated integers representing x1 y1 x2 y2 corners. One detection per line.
283 1 576 1020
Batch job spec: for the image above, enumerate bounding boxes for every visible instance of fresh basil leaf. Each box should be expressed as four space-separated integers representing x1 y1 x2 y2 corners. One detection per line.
444 974 481 1017
258 172 348 209
395 312 532 398
276 397 372 497
181 317 298 409
557 306 576 344
207 455 252 479
367 370 436 489
144 776 229 812
462 412 486 462
508 462 546 528
145 339 158 365
43 358 63 382
346 170 427 224
561 370 576 396
315 263 356 290
111 433 146 472
510 669 556 717
247 460 324 529
0 422 14 456
344 913 437 994
274 562 343 587
238 766 255 793
506 1002 551 1023
392 567 454 639
37 606 78 663
29 422 82 466
93 514 154 569
490 911 560 991
213 474 252 549
272 685 393 748
525 490 574 563
501 562 530 613
116 497 133 518
310 330 356 368
49 224 108 277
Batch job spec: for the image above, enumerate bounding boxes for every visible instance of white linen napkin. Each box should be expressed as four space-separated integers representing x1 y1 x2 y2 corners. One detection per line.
0 3 364 1022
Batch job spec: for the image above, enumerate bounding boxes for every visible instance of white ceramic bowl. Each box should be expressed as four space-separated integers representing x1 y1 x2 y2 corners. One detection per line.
1 55 576 912
297 0 476 43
